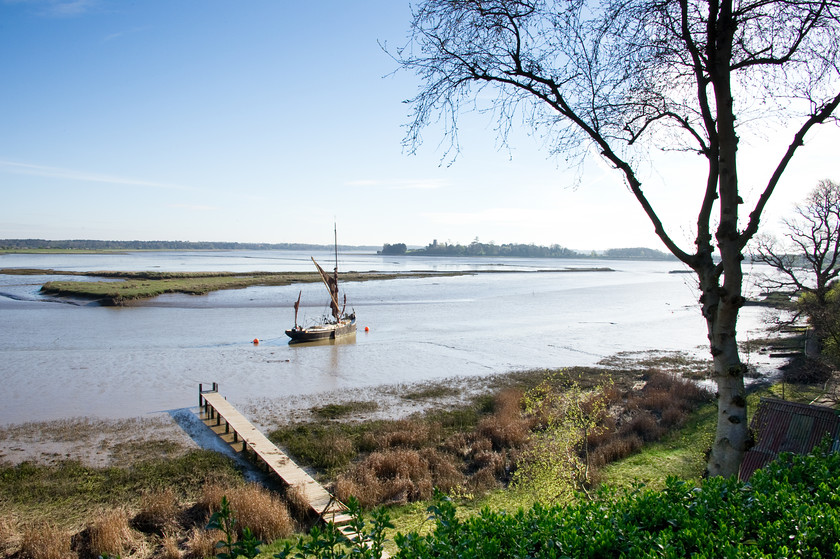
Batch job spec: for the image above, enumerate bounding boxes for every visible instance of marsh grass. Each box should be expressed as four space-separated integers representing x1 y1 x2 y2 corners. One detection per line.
597 351 712 380
400 384 463 401
199 482 294 541
19 522 72 559
310 400 380 420
0 416 175 444
283 483 312 522
0 516 18 555
160 531 181 559
87 509 137 557
134 488 179 533
38 270 466 305
185 527 223 559
325 369 716 509
227 484 294 541
0 450 241 528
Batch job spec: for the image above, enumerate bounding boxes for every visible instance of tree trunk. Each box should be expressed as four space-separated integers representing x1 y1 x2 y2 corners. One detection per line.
700 258 749 478
700 0 748 478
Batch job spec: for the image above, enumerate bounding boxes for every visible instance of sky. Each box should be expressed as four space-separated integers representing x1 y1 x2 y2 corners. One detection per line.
1 0 838 251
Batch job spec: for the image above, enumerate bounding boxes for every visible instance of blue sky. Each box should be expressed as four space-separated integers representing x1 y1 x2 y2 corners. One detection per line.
1 0 838 250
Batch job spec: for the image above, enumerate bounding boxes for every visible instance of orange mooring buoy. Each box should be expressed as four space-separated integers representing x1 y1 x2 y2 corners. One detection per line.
253 338 259 345
364 326 370 332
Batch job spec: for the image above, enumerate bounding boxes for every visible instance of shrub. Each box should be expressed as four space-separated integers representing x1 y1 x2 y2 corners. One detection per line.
384 449 840 558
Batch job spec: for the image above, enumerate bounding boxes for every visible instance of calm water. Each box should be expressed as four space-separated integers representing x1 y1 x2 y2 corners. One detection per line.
0 251 774 425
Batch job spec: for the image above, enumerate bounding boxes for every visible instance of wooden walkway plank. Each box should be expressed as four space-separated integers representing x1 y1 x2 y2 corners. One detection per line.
198 388 345 520
197 384 390 558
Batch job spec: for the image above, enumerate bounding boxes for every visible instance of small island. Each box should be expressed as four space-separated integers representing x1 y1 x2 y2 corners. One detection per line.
379 239 676 260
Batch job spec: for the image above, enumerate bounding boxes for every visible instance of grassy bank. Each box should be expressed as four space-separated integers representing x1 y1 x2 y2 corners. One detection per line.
1 353 834 559
28 270 463 305
2 267 617 305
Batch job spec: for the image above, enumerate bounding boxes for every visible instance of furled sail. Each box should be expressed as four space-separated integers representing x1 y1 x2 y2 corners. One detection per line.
311 257 341 320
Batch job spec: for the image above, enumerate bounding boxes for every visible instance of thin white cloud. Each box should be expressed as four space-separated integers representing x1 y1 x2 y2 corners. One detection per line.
3 0 100 17
0 160 198 192
346 178 448 190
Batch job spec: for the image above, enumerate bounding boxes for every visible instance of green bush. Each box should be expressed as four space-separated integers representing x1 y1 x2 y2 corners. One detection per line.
280 446 840 558
391 447 840 558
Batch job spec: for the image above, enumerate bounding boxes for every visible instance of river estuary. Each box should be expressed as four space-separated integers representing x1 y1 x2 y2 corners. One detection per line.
0 250 779 425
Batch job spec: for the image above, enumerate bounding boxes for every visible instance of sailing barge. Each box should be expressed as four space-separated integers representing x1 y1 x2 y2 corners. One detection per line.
285 229 356 343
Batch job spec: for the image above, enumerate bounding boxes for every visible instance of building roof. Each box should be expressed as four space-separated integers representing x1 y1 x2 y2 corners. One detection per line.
739 398 840 481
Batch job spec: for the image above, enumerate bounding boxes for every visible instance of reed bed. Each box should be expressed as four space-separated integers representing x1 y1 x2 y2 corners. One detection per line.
328 371 713 508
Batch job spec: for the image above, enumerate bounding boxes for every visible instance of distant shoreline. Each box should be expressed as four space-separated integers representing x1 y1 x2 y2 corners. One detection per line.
0 239 678 260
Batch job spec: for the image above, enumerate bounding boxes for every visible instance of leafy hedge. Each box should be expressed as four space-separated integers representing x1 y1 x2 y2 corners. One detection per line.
278 446 839 558
391 447 840 558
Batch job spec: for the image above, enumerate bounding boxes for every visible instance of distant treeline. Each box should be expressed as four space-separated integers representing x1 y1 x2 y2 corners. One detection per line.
2 238 675 260
0 239 377 251
380 240 675 260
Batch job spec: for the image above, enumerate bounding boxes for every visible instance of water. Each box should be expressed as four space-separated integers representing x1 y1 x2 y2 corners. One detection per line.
0 251 774 425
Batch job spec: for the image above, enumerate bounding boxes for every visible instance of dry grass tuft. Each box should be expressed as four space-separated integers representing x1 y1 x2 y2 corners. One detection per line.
493 388 525 421
420 448 465 493
135 487 179 532
88 509 136 557
160 531 181 559
284 483 313 521
1 516 20 556
198 481 234 513
590 435 644 468
227 483 294 541
20 522 72 559
476 415 529 450
335 448 440 507
373 419 439 450
185 527 222 559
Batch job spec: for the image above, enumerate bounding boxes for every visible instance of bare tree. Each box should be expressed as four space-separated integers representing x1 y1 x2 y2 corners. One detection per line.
395 0 840 476
755 179 840 352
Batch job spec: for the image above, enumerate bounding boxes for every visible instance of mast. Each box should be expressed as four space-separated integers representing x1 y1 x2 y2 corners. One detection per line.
312 258 341 320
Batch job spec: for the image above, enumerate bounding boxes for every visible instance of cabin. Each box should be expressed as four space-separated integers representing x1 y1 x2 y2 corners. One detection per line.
739 398 840 481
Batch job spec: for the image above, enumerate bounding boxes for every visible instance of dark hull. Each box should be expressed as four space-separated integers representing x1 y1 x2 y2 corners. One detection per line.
285 318 356 343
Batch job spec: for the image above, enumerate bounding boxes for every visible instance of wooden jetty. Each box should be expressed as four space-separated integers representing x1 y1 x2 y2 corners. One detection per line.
198 383 351 527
